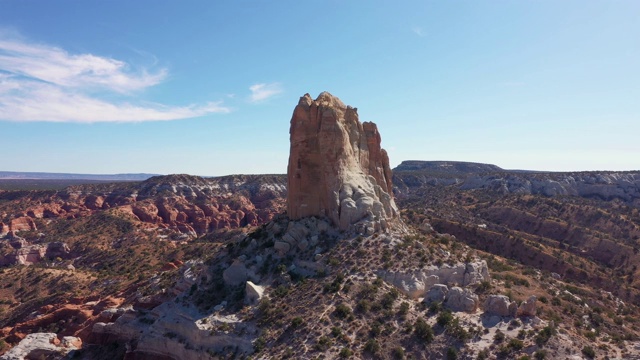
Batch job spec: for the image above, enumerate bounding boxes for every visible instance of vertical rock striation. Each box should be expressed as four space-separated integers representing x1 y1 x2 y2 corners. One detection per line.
287 92 397 233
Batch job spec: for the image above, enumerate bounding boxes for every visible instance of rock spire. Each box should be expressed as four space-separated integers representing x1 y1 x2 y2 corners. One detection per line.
287 92 397 233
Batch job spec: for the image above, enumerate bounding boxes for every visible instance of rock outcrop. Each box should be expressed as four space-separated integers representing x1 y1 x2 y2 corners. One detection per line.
8 217 36 232
0 241 70 266
484 295 517 317
380 260 490 299
444 287 479 312
424 284 449 304
517 295 537 317
287 92 397 233
0 333 81 360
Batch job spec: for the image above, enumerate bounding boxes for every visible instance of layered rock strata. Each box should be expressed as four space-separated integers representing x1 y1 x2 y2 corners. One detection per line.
287 92 397 232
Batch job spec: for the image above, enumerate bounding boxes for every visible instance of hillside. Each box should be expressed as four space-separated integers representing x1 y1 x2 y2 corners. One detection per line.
0 161 639 359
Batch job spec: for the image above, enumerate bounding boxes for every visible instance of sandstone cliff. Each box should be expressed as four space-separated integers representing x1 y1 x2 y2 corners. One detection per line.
287 92 397 233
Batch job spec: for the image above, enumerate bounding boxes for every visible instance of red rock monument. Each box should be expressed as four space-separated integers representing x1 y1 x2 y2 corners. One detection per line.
287 92 397 233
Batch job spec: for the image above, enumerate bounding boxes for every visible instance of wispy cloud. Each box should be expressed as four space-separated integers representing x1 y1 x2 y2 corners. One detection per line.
499 81 526 87
412 26 426 37
249 82 283 103
0 35 229 122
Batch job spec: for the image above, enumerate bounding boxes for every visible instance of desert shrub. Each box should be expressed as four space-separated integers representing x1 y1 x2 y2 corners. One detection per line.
334 303 352 319
273 285 289 298
315 336 332 351
356 299 371 313
290 317 304 328
414 317 434 342
339 347 353 358
476 280 492 293
477 349 489 360
437 310 453 327
369 321 382 337
584 330 596 341
331 326 342 337
446 318 470 342
509 338 524 351
380 290 398 309
428 301 442 314
535 326 555 346
364 339 380 354
494 330 505 343
534 350 547 360
391 346 405 359
446 346 457 360
581 346 595 359
254 337 266 352
398 301 409 318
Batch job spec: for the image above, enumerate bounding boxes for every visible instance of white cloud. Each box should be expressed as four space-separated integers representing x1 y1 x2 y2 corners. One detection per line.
0 35 229 122
249 82 283 103
412 26 426 37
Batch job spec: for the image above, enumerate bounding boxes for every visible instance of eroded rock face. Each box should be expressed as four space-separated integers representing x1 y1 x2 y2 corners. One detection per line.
445 287 479 312
0 332 81 360
9 217 36 232
424 284 449 304
380 260 490 299
484 295 517 317
287 92 397 232
517 295 537 317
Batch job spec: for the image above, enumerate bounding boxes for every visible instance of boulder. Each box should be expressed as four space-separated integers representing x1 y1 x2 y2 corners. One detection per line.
274 241 291 255
287 92 397 231
424 284 449 304
484 295 517 317
45 242 70 259
517 295 537 317
222 260 248 286
245 281 264 305
445 287 479 312
463 260 490 286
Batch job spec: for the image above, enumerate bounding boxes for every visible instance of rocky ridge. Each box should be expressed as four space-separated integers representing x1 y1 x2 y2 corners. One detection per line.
394 160 640 205
0 174 287 240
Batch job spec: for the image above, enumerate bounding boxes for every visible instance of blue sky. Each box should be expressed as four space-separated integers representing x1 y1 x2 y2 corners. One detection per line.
0 1 638 175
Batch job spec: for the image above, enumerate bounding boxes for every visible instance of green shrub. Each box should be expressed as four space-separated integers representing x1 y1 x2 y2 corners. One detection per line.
339 347 353 358
477 349 489 360
398 301 410 317
331 326 342 337
509 338 524 351
535 326 555 346
534 350 547 360
356 299 371 313
414 317 434 342
364 339 380 354
315 336 332 351
446 346 457 360
334 303 352 319
437 310 453 327
391 346 405 359
290 317 304 328
581 346 595 359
